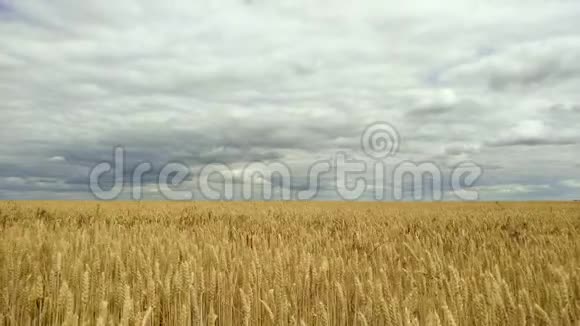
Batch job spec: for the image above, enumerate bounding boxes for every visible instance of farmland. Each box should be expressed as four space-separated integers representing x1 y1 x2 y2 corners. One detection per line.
0 201 579 325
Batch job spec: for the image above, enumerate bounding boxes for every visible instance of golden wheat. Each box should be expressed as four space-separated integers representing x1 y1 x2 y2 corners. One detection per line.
0 201 579 325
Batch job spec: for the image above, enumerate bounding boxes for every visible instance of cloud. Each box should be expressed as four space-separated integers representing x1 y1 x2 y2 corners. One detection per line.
440 37 580 91
405 89 459 117
1 0 580 200
485 120 577 147
548 103 580 114
560 179 580 189
48 156 66 162
443 143 481 156
474 183 551 195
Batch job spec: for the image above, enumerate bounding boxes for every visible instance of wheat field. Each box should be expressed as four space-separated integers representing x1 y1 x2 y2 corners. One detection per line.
0 201 579 325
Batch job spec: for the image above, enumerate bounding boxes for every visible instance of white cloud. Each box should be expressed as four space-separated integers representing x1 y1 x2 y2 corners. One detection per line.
485 120 577 147
48 156 66 162
561 179 580 189
474 184 551 194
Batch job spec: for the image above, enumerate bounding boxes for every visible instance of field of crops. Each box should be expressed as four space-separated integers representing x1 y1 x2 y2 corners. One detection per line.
0 201 579 325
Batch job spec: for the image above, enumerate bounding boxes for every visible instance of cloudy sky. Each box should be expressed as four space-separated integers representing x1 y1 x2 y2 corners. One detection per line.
1 0 579 201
